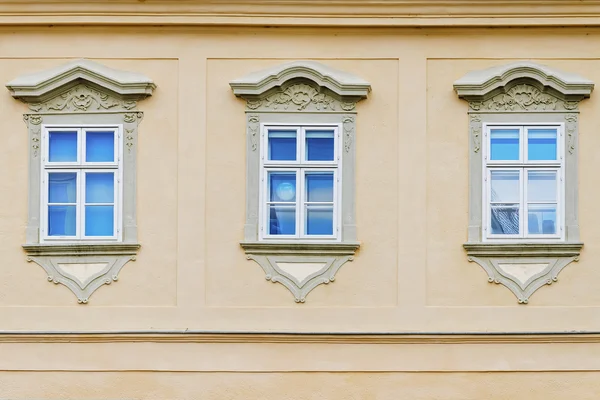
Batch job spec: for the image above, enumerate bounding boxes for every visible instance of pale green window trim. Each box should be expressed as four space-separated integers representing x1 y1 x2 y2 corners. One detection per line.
6 59 155 303
230 61 370 302
454 61 593 304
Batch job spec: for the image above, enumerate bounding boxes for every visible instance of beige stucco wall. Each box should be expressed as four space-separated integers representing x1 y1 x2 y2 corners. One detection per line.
3 20 600 397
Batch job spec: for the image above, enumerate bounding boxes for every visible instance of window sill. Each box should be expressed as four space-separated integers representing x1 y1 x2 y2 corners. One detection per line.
23 243 140 257
240 241 360 256
463 242 582 258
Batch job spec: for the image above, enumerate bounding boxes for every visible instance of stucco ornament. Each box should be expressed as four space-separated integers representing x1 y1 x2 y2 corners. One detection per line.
454 62 593 304
7 59 155 304
232 61 369 302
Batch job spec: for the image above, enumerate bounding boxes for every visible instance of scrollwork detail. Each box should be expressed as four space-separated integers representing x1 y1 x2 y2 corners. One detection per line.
248 114 259 151
342 116 355 153
565 114 578 155
28 84 137 113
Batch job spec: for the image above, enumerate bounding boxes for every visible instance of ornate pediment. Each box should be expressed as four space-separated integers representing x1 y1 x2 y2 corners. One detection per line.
469 84 579 112
6 58 155 106
28 84 138 113
230 61 370 111
245 83 356 112
454 61 593 109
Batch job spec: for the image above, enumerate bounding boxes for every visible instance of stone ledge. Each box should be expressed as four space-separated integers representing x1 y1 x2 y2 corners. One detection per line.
464 242 583 258
240 241 360 256
23 243 140 257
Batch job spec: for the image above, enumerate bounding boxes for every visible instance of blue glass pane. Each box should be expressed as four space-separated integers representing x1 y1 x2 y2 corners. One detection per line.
85 205 114 236
528 205 557 235
306 207 333 235
48 205 76 236
85 173 114 203
306 130 334 161
490 129 520 160
528 171 557 202
528 129 557 160
269 173 296 202
490 206 519 235
49 131 77 162
48 173 77 203
86 131 115 162
268 130 297 161
268 206 295 235
490 171 520 202
306 173 333 202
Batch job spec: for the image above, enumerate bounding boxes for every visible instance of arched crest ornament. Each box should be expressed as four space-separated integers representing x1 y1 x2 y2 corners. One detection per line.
454 61 593 304
231 61 370 302
7 59 155 304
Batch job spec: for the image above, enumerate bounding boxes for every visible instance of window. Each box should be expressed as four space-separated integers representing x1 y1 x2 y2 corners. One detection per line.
230 61 370 302
6 59 155 303
484 124 563 241
261 125 340 240
454 61 593 304
42 126 122 242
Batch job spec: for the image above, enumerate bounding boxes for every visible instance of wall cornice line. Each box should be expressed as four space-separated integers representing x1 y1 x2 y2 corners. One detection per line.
3 332 600 344
3 1 600 26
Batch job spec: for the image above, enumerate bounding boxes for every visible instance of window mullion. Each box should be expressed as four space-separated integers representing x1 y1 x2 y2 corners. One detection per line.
77 170 83 240
522 167 527 238
297 168 303 238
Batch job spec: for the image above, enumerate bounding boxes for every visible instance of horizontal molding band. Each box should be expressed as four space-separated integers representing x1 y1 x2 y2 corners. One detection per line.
3 331 600 344
3 2 600 26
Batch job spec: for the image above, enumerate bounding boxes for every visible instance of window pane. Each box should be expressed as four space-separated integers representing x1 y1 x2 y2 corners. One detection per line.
528 129 557 161
490 206 519 235
86 131 115 162
48 205 76 236
85 205 114 236
49 131 78 162
269 172 296 202
306 206 333 235
86 173 114 203
306 130 334 161
306 173 334 202
48 173 77 203
490 170 520 202
490 129 520 160
268 206 295 235
528 170 557 202
268 130 297 161
528 204 557 235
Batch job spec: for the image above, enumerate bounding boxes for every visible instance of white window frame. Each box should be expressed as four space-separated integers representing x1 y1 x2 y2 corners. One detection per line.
40 124 123 243
259 123 341 242
482 123 565 242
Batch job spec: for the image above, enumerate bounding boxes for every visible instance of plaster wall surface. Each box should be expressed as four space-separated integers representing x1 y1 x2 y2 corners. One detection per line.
1 20 600 398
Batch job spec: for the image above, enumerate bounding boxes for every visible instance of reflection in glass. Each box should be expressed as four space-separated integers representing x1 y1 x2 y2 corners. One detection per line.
85 205 114 236
48 173 77 203
268 206 295 235
306 173 334 202
491 206 519 235
269 173 296 202
528 129 557 160
49 131 78 162
490 170 519 202
306 130 334 161
86 173 114 203
48 205 76 236
528 205 557 235
86 131 115 162
306 206 333 235
268 130 297 161
490 129 520 160
528 171 557 202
